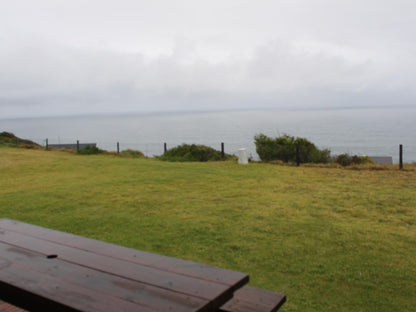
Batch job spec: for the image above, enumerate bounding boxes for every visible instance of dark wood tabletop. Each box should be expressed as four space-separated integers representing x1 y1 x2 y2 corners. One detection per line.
0 218 249 312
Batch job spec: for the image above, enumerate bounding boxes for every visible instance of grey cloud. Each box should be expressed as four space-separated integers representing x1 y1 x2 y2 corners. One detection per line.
1 35 415 118
1 0 416 117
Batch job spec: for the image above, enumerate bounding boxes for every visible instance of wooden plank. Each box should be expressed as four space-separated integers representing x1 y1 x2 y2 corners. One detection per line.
0 219 248 288
0 228 231 310
0 242 210 312
0 299 28 312
0 248 156 312
219 286 286 312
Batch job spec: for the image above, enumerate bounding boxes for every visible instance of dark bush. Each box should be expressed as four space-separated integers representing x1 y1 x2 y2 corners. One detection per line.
359 156 374 164
309 148 332 164
0 131 39 148
78 145 104 155
254 134 295 162
335 154 374 166
119 149 145 158
158 144 233 162
335 154 352 166
254 133 331 164
351 155 362 165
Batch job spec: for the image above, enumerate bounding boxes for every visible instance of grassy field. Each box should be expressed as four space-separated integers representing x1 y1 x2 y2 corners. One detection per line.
0 147 415 311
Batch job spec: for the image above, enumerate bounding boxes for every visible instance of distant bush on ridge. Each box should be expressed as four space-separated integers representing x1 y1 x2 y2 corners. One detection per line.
119 149 145 158
77 145 104 155
158 144 233 162
0 131 39 148
254 133 331 164
335 153 374 166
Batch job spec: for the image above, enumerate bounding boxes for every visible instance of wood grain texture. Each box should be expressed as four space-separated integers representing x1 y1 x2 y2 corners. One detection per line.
219 286 286 312
0 219 250 312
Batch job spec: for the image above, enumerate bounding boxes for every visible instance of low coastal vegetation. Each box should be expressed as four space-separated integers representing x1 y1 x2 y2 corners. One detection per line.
119 149 146 158
1 132 396 167
0 145 414 312
254 133 331 164
157 143 234 162
77 145 105 155
334 153 374 166
254 133 375 166
0 131 40 149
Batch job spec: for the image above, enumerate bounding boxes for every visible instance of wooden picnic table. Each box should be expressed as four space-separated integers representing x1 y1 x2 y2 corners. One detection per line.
0 218 249 312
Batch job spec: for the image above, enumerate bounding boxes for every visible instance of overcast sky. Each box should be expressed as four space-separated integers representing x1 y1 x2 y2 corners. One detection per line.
1 0 415 118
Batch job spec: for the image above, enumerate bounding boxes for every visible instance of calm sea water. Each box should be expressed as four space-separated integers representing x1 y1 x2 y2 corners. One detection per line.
2 108 415 163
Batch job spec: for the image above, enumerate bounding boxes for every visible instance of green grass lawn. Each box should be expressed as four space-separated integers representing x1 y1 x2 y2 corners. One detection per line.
1 147 415 311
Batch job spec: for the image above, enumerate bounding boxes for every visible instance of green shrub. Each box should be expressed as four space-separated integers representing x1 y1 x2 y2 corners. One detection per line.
119 149 145 158
158 144 233 162
335 154 374 166
351 155 362 165
78 145 104 155
0 131 39 148
254 133 331 164
335 153 352 166
360 156 374 164
309 148 332 164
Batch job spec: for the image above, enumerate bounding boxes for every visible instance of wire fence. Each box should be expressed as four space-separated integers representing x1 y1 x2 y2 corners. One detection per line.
33 137 258 159
27 136 415 164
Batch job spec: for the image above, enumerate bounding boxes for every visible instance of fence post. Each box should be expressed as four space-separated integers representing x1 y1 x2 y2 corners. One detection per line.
117 142 120 154
399 144 403 169
221 142 225 159
77 140 80 152
46 138 48 150
296 143 300 166
164 143 167 154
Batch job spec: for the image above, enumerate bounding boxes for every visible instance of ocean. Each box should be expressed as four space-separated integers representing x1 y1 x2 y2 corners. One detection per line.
1 107 415 163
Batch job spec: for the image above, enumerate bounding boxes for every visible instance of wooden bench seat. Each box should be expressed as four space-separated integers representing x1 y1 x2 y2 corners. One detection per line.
0 299 28 312
0 219 249 312
219 286 286 312
0 219 286 312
